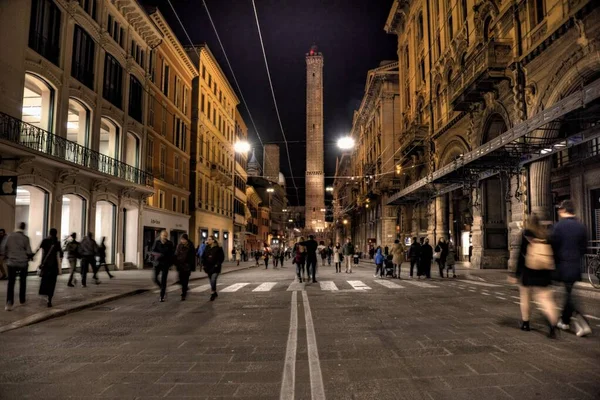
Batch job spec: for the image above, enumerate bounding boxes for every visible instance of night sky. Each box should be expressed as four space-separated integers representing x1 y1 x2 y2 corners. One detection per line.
141 0 397 205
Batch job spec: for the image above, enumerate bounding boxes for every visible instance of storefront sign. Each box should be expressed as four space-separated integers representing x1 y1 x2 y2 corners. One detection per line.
0 176 17 196
142 209 189 234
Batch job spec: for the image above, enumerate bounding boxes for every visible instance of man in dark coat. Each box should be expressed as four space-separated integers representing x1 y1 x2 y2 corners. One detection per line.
175 234 195 301
152 230 175 302
299 235 319 283
419 238 433 279
408 237 421 278
80 232 99 286
551 200 591 337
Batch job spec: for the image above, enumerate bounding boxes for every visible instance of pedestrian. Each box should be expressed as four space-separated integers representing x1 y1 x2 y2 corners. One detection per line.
369 246 375 260
299 235 319 283
551 200 592 337
434 238 447 278
236 248 241 266
509 213 558 337
175 234 195 301
231 248 236 263
317 241 327 267
446 241 457 278
2 222 33 311
151 230 175 302
408 237 421 278
342 237 355 273
279 248 285 267
384 245 389 257
254 250 260 267
97 237 114 279
0 228 7 280
374 247 384 278
197 240 206 260
419 238 433 279
327 243 333 266
201 236 225 301
64 233 81 287
294 238 307 282
37 228 63 307
80 232 100 286
263 243 271 269
391 239 404 279
333 242 342 273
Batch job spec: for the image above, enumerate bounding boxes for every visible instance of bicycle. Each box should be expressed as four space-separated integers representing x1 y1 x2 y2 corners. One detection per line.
587 250 600 289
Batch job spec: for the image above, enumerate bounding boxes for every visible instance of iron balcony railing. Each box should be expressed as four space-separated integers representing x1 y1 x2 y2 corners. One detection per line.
0 111 153 187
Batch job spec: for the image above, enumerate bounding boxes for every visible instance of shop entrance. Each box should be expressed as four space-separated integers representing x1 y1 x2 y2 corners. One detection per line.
16 185 49 271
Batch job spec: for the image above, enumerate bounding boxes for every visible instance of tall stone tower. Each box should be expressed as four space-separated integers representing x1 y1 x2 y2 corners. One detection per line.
263 144 280 184
305 45 326 231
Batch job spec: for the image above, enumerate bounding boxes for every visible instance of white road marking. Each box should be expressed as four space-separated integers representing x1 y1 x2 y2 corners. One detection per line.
253 282 277 292
403 280 438 288
584 314 600 321
456 280 500 287
495 292 505 296
513 301 521 305
496 296 507 300
190 284 211 293
482 292 491 296
319 281 338 291
287 282 305 291
510 296 520 300
280 291 298 400
153 285 183 294
373 280 404 289
347 280 371 290
302 291 325 400
221 283 250 292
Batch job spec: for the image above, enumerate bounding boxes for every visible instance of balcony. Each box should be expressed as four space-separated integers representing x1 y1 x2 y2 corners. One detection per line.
0 112 152 187
399 121 428 156
210 162 232 185
449 40 512 111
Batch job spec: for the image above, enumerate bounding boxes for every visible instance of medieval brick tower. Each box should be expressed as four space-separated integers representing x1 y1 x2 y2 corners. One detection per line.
305 45 326 232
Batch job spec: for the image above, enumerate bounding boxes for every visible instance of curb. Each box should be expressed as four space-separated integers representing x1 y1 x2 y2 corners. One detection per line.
0 263 257 334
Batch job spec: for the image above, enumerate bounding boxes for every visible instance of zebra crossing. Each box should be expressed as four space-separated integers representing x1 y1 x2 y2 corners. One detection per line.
154 278 442 294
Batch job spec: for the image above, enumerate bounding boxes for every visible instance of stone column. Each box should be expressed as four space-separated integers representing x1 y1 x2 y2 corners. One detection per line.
434 195 447 243
508 174 525 271
470 187 483 269
529 158 553 221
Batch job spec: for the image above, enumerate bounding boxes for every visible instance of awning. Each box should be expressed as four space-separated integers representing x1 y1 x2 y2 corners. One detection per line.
387 77 600 205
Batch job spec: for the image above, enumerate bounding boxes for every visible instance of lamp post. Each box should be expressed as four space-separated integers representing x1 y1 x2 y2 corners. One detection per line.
231 140 250 260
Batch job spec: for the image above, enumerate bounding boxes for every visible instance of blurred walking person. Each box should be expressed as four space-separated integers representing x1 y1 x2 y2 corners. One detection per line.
511 213 558 337
318 241 327 267
342 238 355 274
408 237 420 278
391 239 404 279
552 200 592 337
37 228 63 307
97 237 114 279
374 247 384 278
80 232 100 286
2 222 33 311
201 236 225 301
294 238 307 282
445 241 457 278
435 238 448 278
263 243 270 269
279 248 285 267
0 228 7 280
152 230 175 302
64 233 81 287
299 235 319 283
254 250 261 267
175 234 195 301
236 248 241 266
419 238 433 279
273 248 280 268
333 242 342 273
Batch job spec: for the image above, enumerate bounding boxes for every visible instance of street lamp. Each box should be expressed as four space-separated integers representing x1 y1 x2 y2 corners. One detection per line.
325 186 333 192
231 140 250 259
266 187 275 193
343 219 348 225
337 136 355 150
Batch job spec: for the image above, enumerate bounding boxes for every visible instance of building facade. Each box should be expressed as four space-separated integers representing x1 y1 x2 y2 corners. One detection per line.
187 44 240 258
378 0 600 268
143 8 197 259
0 0 160 270
234 109 249 252
305 45 326 232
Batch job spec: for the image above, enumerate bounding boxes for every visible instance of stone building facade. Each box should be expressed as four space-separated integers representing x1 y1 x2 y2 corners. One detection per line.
378 0 600 268
0 0 161 270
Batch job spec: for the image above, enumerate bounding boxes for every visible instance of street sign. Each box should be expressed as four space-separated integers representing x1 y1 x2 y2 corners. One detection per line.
0 176 17 196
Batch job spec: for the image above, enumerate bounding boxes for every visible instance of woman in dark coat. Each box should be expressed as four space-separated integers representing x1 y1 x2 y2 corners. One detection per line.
175 234 195 301
201 236 225 301
38 228 63 307
419 238 433 279
97 237 114 279
512 213 558 336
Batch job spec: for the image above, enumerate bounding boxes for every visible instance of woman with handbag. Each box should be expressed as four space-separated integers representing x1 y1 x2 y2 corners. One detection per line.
445 241 457 278
333 243 342 273
37 228 63 307
510 213 558 337
175 234 195 301
201 236 225 301
434 238 447 278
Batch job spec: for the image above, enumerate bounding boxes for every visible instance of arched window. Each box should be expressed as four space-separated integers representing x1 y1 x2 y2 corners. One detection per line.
67 98 91 147
100 118 120 160
435 84 442 124
125 132 140 168
483 16 494 42
22 73 54 132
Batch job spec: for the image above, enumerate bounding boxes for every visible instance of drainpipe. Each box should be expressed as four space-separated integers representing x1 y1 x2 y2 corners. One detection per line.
425 0 437 243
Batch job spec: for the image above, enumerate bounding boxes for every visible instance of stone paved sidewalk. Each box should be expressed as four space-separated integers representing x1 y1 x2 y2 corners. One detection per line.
0 261 257 332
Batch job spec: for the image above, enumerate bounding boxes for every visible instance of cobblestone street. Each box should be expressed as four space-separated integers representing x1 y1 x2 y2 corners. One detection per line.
1 263 599 399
